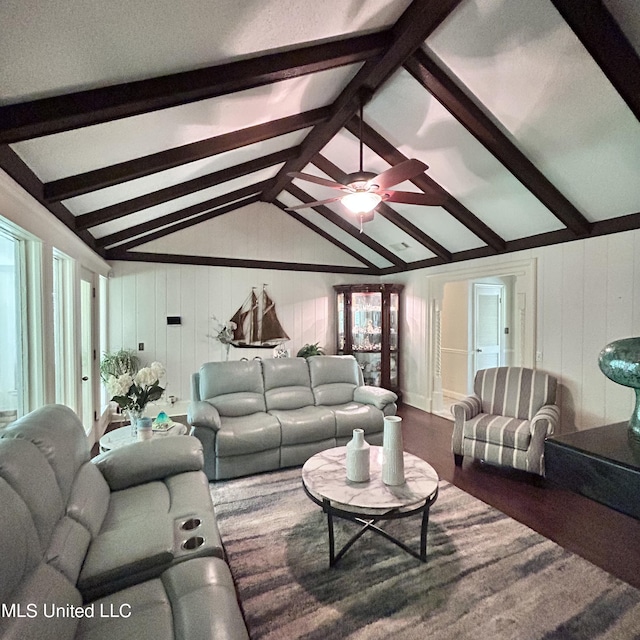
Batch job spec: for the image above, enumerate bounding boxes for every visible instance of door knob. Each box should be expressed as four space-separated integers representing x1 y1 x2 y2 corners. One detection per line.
82 376 89 381
476 349 483 353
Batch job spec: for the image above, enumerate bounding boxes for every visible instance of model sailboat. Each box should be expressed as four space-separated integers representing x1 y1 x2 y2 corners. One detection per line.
229 286 290 348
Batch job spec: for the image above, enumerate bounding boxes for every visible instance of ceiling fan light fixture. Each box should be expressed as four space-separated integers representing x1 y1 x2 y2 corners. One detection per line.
341 191 382 214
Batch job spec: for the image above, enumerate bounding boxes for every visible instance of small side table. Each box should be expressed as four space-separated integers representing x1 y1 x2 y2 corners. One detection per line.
99 422 188 452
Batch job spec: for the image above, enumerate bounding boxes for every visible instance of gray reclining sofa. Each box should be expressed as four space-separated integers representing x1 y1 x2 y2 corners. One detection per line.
188 355 398 480
0 404 248 640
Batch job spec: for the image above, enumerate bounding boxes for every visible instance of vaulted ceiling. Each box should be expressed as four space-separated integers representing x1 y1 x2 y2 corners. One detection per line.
1 0 639 275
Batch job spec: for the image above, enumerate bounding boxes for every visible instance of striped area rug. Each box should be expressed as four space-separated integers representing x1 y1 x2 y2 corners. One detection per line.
210 468 640 640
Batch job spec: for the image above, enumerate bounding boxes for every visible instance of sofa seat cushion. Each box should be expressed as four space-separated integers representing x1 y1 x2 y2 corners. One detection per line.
216 413 281 456
330 402 385 438
78 474 224 600
269 406 336 445
76 558 249 640
463 413 531 451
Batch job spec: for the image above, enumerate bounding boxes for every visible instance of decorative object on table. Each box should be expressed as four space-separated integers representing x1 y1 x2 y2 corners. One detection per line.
208 316 237 361
382 415 405 485
296 342 325 358
598 337 640 441
228 285 290 349
137 417 153 441
345 428 370 482
105 361 166 437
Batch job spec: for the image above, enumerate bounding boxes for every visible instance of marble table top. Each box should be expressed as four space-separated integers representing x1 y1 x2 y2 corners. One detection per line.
302 446 439 512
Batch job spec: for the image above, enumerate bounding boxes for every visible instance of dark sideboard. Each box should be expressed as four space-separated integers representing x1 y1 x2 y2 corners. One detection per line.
545 422 640 520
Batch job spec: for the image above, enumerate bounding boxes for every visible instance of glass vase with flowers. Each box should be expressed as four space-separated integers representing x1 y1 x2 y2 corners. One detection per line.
106 362 166 437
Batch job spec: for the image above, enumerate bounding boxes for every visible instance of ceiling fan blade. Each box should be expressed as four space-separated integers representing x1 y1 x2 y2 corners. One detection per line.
384 190 445 206
371 159 429 190
287 172 344 190
285 196 343 211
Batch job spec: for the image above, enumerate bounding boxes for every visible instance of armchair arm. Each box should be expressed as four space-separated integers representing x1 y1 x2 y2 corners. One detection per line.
530 404 560 438
93 436 204 491
353 385 398 411
450 394 482 455
187 400 222 431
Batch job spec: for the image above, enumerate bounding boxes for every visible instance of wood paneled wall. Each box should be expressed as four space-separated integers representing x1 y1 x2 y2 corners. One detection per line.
393 228 640 432
107 261 376 406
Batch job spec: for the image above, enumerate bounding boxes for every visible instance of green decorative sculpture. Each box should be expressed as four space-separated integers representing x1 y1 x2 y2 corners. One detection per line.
598 337 640 441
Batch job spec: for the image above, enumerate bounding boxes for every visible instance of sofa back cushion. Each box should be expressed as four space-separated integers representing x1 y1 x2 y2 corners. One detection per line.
0 409 110 585
308 355 363 406
474 366 558 420
197 360 266 416
1 404 90 504
263 358 315 411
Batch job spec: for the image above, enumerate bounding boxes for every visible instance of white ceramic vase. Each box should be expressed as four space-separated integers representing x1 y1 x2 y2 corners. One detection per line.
382 416 405 485
346 428 370 482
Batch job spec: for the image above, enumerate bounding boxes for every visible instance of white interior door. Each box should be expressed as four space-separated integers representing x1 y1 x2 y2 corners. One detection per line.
473 283 505 374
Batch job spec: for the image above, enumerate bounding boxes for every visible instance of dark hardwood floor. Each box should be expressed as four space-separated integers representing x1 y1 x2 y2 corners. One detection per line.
398 403 640 590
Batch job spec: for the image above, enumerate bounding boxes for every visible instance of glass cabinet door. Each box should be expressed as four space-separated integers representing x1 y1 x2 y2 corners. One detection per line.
351 292 382 351
389 291 399 388
337 293 345 352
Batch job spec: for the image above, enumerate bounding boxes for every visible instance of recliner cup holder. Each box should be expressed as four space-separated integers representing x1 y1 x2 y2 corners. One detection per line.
181 536 205 551
181 517 202 531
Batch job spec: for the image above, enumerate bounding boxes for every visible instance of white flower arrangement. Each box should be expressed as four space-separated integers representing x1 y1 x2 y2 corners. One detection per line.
106 361 166 412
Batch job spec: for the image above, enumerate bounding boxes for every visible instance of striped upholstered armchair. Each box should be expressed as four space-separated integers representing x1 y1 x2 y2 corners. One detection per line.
451 367 560 476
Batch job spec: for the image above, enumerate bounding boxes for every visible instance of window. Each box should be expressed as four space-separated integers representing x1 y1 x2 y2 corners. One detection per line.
53 250 76 407
0 228 24 423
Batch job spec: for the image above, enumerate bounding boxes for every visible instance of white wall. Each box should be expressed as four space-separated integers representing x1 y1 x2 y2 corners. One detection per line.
107 260 377 406
391 228 640 432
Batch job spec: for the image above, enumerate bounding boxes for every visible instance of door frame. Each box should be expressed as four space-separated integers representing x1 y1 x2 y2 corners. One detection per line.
425 258 536 415
79 267 98 446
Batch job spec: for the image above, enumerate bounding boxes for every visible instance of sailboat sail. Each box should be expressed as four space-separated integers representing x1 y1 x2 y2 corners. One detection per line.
229 287 289 348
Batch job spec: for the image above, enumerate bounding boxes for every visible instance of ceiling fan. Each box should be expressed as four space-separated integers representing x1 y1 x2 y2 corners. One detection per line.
285 103 444 227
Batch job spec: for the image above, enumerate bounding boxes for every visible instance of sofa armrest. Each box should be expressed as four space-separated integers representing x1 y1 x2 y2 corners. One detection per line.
353 385 398 411
450 394 482 455
188 400 222 431
93 436 204 491
530 404 560 438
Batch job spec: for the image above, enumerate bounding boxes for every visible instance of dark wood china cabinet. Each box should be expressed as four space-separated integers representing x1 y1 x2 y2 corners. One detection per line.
334 284 403 396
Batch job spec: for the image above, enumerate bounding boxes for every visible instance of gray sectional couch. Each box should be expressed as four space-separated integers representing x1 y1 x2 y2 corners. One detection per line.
0 404 248 640
188 355 398 480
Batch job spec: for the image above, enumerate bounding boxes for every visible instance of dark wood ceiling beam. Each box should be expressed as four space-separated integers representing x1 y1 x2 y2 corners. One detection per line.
312 154 453 261
405 50 593 236
111 194 263 252
262 0 464 202
285 183 405 268
104 250 374 275
96 180 273 248
0 33 390 143
550 0 640 122
273 200 380 272
76 147 297 230
0 145 104 255
346 115 506 252
44 107 329 201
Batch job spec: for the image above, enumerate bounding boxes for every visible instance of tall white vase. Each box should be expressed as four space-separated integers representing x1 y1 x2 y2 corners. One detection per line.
346 428 370 482
382 416 405 485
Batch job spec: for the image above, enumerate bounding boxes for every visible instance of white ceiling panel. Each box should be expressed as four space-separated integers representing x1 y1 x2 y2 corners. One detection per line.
134 201 368 266
91 166 280 238
0 0 412 103
365 68 566 240
64 129 310 215
10 64 360 181
425 0 640 221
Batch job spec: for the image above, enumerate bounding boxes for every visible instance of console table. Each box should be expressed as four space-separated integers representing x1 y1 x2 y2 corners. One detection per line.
545 422 640 520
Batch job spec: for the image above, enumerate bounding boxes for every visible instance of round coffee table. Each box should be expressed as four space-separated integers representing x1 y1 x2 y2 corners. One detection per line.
302 446 439 567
